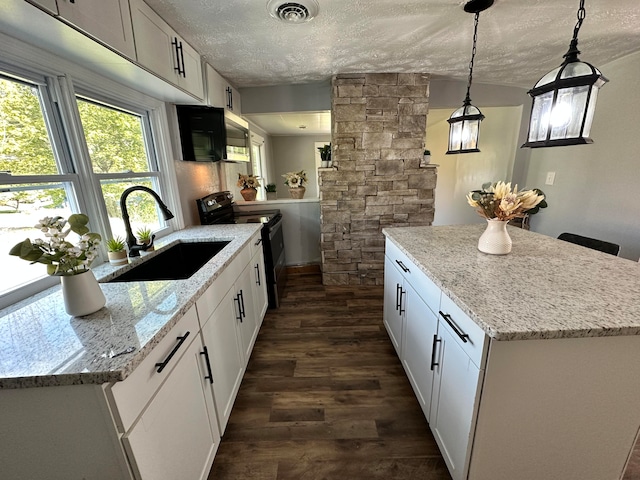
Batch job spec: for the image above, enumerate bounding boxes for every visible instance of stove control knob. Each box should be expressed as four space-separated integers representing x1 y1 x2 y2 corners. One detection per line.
207 199 217 207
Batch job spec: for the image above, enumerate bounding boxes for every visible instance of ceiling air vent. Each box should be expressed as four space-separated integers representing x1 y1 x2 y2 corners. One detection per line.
267 0 319 23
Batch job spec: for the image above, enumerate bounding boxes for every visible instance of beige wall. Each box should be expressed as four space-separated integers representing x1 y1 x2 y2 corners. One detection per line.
173 161 222 226
523 51 640 260
271 135 331 199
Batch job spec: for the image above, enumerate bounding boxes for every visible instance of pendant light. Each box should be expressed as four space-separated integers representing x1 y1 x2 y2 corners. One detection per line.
446 0 493 155
522 0 608 148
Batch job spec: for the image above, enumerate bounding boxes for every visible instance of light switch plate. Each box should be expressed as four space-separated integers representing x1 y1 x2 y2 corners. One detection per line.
545 171 556 185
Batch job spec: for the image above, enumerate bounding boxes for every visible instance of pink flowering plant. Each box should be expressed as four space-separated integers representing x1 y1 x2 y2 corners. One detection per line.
9 214 102 276
467 181 546 221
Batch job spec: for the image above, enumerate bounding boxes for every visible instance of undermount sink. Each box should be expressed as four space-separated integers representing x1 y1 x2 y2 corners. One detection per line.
108 241 230 282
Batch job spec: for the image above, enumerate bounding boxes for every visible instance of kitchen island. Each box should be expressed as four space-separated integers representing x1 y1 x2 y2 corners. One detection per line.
383 225 640 480
0 224 266 480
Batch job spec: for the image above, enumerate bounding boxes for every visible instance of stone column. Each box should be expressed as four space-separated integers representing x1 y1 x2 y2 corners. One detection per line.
319 73 437 286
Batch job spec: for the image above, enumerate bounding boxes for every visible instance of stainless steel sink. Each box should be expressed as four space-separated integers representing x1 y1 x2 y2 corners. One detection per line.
107 241 230 282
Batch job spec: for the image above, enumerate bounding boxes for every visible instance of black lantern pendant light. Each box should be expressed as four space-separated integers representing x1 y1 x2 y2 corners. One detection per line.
446 0 493 155
522 0 608 148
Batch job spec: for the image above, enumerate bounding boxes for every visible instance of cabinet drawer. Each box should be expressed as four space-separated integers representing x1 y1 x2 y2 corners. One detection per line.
439 294 488 369
249 231 263 259
385 239 441 315
108 306 199 433
196 244 251 324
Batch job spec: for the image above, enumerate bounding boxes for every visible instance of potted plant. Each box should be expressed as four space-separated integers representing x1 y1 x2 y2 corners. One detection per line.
106 236 128 266
282 170 308 199
237 173 261 201
318 143 331 168
9 214 106 316
421 149 431 166
136 227 154 251
265 183 277 200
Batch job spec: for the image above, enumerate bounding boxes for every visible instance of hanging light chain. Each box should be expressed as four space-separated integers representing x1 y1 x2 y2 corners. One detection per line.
465 11 480 104
564 0 586 61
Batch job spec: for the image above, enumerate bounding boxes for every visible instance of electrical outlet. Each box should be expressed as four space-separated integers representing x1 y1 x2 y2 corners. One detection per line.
545 171 556 185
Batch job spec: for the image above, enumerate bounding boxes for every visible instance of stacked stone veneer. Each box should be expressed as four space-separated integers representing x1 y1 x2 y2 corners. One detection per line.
319 73 437 286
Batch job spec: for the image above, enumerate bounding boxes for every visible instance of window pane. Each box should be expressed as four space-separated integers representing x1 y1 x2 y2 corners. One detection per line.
0 183 73 297
100 178 164 240
0 76 59 175
77 99 151 174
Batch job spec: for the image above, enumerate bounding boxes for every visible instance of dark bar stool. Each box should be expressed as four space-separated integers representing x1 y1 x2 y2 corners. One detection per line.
557 232 620 256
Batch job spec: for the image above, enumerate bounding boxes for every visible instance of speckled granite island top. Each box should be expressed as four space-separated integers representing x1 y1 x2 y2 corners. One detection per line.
383 225 640 341
0 224 261 389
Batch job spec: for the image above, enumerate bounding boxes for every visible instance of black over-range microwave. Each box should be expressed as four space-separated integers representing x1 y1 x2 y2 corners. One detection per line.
175 105 250 162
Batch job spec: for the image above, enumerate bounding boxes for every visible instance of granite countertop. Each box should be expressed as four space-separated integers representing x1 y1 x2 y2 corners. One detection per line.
383 225 640 341
0 224 261 389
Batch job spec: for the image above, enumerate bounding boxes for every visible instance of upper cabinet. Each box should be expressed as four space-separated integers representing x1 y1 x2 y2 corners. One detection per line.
205 63 241 114
27 0 58 14
131 0 204 100
55 0 136 59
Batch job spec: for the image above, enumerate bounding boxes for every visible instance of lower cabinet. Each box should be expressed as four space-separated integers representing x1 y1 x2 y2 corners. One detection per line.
383 238 488 480
234 263 259 362
122 333 220 480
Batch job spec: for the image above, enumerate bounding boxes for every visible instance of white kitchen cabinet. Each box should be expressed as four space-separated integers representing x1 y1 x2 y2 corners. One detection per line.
131 0 204 99
123 332 220 480
251 246 268 325
27 0 58 14
205 63 241 113
199 286 244 434
56 0 136 59
383 255 405 355
234 263 259 362
402 281 439 422
429 317 484 480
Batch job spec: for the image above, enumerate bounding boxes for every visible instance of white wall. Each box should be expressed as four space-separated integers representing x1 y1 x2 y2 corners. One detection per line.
271 135 331 199
428 106 523 226
523 51 640 260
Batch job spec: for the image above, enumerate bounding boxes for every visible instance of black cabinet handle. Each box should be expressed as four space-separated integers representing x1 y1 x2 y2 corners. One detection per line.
395 283 401 311
395 259 410 273
430 335 441 371
234 295 242 322
200 346 214 384
439 311 469 343
172 38 185 76
226 86 233 110
239 289 246 318
255 264 261 286
179 40 186 77
398 287 405 315
155 331 190 373
254 238 262 246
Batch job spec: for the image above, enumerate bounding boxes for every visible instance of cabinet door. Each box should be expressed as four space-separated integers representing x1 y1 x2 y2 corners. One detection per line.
205 63 226 108
383 255 405 355
177 40 204 99
130 0 176 81
430 324 483 480
234 264 258 362
251 249 268 325
201 288 244 434
226 84 242 114
402 282 439 423
123 336 218 480
56 0 136 58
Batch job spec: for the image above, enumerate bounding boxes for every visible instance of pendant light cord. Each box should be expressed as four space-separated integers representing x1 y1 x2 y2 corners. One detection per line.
464 11 480 105
564 0 586 62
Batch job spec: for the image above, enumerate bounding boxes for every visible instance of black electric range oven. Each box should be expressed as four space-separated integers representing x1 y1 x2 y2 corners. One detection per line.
196 191 286 308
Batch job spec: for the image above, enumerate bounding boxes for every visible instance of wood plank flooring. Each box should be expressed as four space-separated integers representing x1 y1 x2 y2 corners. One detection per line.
208 270 451 480
208 270 640 480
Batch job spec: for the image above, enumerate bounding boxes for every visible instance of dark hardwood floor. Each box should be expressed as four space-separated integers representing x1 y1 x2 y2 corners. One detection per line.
208 269 640 480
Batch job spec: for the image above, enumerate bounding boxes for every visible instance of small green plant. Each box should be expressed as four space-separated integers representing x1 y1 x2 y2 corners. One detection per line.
136 227 152 243
106 236 126 252
317 144 331 161
424 149 431 156
265 183 277 193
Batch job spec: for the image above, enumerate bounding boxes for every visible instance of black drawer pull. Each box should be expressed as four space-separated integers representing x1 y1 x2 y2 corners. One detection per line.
439 311 469 343
255 264 261 286
430 334 441 370
155 331 190 373
200 346 214 384
395 259 410 273
239 289 246 318
395 283 401 311
234 295 242 322
254 238 262 246
398 287 405 315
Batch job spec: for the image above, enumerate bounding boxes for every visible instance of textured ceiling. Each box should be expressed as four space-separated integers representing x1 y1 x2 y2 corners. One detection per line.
143 0 640 89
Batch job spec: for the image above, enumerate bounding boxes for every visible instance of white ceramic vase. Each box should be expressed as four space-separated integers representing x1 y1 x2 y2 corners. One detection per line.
478 219 512 255
61 270 106 317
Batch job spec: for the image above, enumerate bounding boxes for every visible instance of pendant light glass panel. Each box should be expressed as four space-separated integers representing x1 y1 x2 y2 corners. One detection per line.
447 104 483 153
